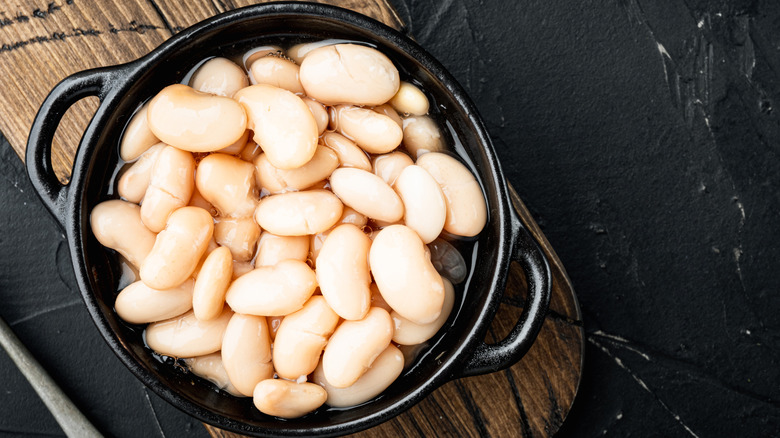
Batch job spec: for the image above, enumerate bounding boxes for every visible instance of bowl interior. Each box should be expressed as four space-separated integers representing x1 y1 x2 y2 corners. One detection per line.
76 5 505 434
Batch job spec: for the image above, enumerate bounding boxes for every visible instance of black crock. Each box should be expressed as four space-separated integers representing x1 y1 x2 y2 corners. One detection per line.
25 3 551 436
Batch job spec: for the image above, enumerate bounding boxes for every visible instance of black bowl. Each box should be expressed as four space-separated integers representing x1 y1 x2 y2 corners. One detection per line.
25 3 551 436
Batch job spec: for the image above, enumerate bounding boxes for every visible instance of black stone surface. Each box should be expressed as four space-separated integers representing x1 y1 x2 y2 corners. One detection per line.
1 0 779 436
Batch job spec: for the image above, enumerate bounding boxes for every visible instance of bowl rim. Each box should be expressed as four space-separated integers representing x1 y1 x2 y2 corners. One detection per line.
58 2 515 436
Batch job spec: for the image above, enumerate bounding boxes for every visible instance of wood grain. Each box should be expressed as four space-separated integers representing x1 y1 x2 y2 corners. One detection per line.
0 0 582 436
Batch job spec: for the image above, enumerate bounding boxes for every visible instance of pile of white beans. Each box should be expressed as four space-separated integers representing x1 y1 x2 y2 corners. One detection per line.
91 40 487 419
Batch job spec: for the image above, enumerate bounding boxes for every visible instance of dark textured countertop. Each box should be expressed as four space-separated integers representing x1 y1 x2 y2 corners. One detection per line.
1 0 779 436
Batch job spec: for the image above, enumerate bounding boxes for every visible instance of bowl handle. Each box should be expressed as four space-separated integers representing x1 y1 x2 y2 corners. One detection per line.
457 200 552 378
25 67 116 227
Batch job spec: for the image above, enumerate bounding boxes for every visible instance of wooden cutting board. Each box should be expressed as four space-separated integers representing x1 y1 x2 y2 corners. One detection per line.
0 1 583 436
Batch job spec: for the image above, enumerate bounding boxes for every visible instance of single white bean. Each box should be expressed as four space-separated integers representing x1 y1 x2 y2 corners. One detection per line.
189 57 248 98
250 55 304 94
140 206 214 290
145 307 232 357
217 129 249 155
339 207 368 228
321 132 371 172
321 307 393 388
254 146 338 194
140 145 195 233
372 151 413 187
313 344 404 408
147 84 247 152
120 103 160 162
253 379 327 419
389 81 429 116
402 115 444 158
394 165 446 243
315 224 371 320
213 216 261 262
303 98 328 135
254 232 309 267
195 153 257 217
225 259 317 316
243 45 284 70
115 279 193 324
392 278 455 345
416 152 487 237
91 200 156 270
333 105 403 154
273 296 339 380
193 247 233 321
221 313 274 397
234 84 318 170
117 143 164 203
369 225 445 324
183 353 243 397
300 44 399 106
287 40 344 65
373 104 403 127
329 168 403 223
254 190 343 236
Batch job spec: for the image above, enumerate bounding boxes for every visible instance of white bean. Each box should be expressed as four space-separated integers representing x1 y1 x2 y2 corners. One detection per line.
416 152 487 237
253 379 327 419
254 146 338 194
225 260 317 316
393 165 446 243
117 143 164 203
91 200 156 269
222 313 274 397
402 115 444 158
321 307 393 388
115 279 193 324
195 153 257 218
302 98 328 135
140 206 214 290
299 44 399 105
254 232 309 267
369 225 444 324
145 307 232 357
140 145 195 233
250 55 303 94
329 168 403 223
372 151 413 187
315 224 371 320
254 190 343 236
389 81 429 116
213 216 261 262
190 57 248 98
313 344 404 408
183 353 243 397
147 84 247 152
332 105 403 154
273 296 339 380
392 278 455 345
120 103 160 162
193 247 233 321
234 84 318 170
321 132 371 172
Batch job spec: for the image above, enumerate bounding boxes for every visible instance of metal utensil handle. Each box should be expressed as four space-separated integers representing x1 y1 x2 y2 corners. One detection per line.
0 316 102 437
